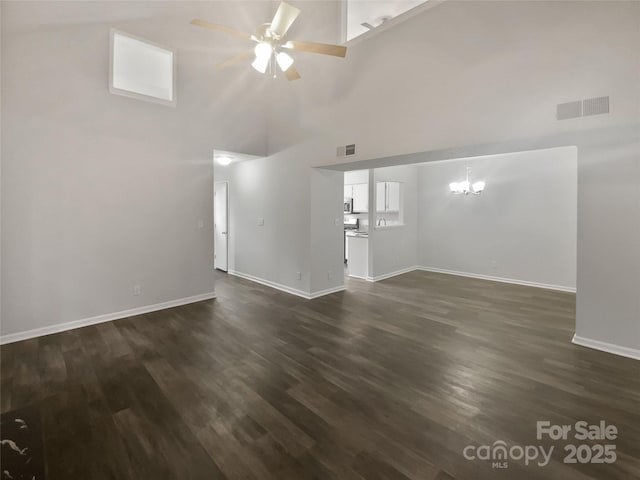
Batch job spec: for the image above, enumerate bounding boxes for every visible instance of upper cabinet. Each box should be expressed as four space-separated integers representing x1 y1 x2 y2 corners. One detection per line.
345 183 368 213
376 181 401 212
353 184 368 212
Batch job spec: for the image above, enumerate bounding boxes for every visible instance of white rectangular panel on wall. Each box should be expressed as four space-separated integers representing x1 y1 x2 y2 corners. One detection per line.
110 29 176 106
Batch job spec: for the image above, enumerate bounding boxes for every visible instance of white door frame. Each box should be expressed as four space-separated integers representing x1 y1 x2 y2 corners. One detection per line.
214 181 229 272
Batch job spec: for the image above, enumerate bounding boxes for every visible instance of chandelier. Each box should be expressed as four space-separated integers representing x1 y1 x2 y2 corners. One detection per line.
449 167 486 195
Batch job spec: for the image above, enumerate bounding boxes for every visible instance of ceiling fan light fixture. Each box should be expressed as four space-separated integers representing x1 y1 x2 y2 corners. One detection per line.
191 2 348 81
276 51 294 72
251 55 270 73
254 41 272 60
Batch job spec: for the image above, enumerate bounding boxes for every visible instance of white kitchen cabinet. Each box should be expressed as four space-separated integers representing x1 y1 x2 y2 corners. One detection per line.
376 182 386 213
345 183 368 212
353 183 368 212
347 235 368 279
376 181 401 212
387 182 400 211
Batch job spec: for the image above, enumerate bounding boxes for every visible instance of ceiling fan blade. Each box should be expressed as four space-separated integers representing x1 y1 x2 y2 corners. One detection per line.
270 2 300 38
190 19 253 40
215 50 254 69
283 40 347 58
284 65 301 81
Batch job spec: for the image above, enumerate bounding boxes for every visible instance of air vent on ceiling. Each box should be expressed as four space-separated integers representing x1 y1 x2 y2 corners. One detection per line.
557 96 610 120
583 96 610 116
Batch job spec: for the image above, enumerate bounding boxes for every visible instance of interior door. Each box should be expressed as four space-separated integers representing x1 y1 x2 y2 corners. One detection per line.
214 182 228 272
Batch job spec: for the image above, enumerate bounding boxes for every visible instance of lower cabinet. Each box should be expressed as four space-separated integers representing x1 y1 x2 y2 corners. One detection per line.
347 236 368 279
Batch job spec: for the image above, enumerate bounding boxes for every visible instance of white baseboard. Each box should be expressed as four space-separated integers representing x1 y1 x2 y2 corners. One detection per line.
347 273 370 281
416 266 576 293
369 266 418 282
0 292 217 345
228 270 345 300
228 270 312 299
572 334 640 361
309 285 346 299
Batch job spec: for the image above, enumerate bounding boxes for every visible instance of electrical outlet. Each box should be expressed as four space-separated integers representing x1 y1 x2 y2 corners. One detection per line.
198 219 204 229
133 284 141 296
296 272 302 280
257 218 265 226
334 218 340 226
491 260 498 270
328 270 333 280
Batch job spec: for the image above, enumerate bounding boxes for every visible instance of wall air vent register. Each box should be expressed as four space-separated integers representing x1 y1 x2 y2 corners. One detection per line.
556 96 610 120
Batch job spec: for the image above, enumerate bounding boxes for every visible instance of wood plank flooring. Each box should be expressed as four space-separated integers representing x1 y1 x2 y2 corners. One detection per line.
1 270 639 479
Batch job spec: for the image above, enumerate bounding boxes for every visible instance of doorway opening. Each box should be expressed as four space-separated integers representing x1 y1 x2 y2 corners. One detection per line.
336 146 576 294
343 170 370 281
214 181 228 272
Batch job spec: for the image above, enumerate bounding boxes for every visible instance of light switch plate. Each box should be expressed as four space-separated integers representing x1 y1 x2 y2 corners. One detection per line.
257 218 264 226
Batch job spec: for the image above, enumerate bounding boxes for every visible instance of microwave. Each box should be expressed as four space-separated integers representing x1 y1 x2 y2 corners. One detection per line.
344 198 354 214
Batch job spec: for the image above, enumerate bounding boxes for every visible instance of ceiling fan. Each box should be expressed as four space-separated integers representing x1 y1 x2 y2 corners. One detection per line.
191 2 347 81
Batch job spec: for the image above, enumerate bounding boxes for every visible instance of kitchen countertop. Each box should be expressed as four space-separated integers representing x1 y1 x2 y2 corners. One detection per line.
345 231 368 238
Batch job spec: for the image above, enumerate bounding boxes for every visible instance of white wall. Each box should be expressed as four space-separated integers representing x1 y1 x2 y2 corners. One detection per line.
1 1 270 339
263 1 639 356
214 140 322 297
213 143 345 299
311 167 344 294
574 129 640 356
271 1 639 163
370 165 418 279
2 1 638 356
417 147 577 290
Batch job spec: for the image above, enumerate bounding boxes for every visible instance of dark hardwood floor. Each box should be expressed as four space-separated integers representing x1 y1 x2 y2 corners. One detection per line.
1 270 639 479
